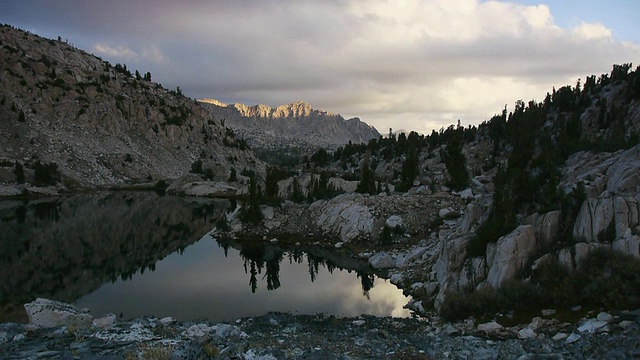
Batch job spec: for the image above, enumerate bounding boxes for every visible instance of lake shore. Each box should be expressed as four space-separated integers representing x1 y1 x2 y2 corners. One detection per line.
2 298 640 359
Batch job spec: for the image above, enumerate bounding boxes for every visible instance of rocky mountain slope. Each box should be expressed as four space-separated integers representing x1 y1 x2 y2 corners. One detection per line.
198 99 380 151
223 63 640 320
0 25 261 188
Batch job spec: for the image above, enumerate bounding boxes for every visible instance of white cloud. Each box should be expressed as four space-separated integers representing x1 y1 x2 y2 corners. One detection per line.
93 43 165 64
93 44 139 60
67 0 640 134
572 22 613 40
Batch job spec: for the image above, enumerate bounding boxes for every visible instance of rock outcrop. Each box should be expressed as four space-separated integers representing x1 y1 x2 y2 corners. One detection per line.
485 225 537 288
312 194 374 242
24 298 93 328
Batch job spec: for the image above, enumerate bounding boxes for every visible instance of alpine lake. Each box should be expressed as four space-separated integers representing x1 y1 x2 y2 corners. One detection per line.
0 191 410 323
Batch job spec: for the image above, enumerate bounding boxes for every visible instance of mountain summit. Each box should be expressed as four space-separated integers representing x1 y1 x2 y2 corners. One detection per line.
199 99 381 150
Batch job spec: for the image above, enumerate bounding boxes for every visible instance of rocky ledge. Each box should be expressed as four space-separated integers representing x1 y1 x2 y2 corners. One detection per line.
2 298 640 359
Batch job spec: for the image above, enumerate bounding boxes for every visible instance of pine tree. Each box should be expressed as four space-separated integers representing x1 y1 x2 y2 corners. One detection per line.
14 162 24 183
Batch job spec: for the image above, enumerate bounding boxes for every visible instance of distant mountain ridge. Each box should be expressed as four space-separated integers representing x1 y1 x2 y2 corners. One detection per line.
199 99 381 150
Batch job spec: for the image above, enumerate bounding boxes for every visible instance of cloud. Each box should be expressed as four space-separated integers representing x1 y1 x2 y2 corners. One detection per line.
93 44 165 64
572 22 613 40
4 0 639 134
93 44 139 61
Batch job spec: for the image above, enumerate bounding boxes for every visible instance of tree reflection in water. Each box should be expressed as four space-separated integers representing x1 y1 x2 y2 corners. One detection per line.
232 242 376 296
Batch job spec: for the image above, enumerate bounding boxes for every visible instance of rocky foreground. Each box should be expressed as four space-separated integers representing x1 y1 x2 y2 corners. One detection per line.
2 298 640 359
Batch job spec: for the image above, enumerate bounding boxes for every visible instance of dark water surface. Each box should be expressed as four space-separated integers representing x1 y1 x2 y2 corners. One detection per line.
0 192 409 322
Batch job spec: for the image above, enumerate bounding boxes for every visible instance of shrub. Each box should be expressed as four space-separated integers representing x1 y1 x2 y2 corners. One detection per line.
33 161 59 186
14 162 25 183
440 249 640 321
190 159 203 174
380 226 392 245
229 167 237 182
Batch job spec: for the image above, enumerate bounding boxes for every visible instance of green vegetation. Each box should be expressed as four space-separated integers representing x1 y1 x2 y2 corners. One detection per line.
440 249 640 321
14 161 24 183
33 161 59 186
240 174 264 225
190 159 203 174
355 157 377 195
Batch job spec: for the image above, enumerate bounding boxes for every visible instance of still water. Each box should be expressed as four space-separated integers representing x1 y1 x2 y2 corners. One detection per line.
0 192 410 322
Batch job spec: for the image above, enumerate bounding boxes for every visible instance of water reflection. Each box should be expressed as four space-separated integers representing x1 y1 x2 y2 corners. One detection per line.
0 192 229 322
227 240 376 296
0 192 410 323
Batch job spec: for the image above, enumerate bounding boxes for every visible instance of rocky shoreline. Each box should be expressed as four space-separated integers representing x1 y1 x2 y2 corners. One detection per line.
1 298 639 359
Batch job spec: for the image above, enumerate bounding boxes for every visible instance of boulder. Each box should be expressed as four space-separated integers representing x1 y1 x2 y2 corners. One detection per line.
612 229 640 257
369 252 396 269
486 225 537 288
24 298 93 328
605 145 640 193
573 197 614 243
458 202 484 234
314 194 374 242
458 257 486 288
525 210 561 246
434 234 473 286
557 248 574 271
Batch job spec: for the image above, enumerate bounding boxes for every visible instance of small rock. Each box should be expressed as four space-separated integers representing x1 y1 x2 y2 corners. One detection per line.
216 324 241 339
518 328 536 339
269 318 279 326
385 215 404 229
438 208 453 218
93 313 116 328
334 242 344 249
410 282 424 290
565 333 580 344
596 311 614 322
12 334 26 342
183 324 206 338
442 324 459 336
352 320 366 326
552 332 568 341
389 273 403 285
477 321 503 333
369 252 396 269
618 320 638 330
541 309 556 316
577 319 607 333
528 317 544 331
160 316 175 325
460 188 474 199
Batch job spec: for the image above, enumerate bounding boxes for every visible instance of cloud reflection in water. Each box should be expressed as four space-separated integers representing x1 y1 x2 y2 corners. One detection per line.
76 235 411 321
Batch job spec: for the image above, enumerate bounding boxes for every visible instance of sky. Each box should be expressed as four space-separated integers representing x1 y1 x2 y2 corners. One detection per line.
2 0 639 134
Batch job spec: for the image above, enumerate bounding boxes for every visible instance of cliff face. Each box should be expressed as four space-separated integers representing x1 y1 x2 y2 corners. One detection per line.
0 25 262 186
199 99 381 150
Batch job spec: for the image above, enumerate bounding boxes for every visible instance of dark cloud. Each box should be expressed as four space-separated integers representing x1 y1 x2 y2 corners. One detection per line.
2 0 638 133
